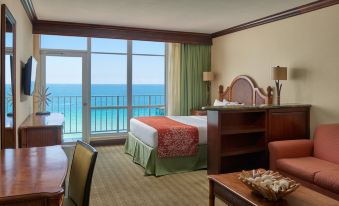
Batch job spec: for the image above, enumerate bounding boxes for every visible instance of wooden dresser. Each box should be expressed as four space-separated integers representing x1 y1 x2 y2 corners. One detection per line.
206 104 311 174
2 116 15 148
18 113 64 148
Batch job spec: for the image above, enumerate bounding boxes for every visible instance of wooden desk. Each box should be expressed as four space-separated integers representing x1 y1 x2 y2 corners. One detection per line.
206 104 311 174
208 172 339 206
0 146 68 205
19 113 64 148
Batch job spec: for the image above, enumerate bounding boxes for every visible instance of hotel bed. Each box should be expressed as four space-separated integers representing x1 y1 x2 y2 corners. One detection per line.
130 116 207 147
125 75 273 176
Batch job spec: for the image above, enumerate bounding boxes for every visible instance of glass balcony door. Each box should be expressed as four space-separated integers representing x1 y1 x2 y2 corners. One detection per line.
41 51 89 142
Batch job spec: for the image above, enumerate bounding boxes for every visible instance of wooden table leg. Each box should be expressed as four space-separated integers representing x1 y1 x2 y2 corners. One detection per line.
209 179 215 206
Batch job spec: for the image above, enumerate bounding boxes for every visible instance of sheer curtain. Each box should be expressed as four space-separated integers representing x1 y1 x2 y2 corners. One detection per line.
167 43 211 116
33 34 44 114
167 43 181 115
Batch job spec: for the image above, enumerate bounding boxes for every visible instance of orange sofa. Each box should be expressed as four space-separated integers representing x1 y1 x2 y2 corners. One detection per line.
269 124 339 201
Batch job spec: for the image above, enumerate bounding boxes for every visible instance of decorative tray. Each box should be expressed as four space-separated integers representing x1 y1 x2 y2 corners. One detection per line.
239 169 300 201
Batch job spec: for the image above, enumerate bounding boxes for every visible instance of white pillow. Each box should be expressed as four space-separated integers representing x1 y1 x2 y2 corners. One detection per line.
213 99 244 106
227 101 245 106
213 99 228 106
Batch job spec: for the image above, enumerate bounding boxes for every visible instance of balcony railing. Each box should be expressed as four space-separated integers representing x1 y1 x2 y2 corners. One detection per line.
46 95 165 139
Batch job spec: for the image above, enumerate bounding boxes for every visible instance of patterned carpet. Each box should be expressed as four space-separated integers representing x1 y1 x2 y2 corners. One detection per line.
64 145 224 206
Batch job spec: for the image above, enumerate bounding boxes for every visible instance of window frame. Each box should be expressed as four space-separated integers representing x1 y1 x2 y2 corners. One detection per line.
40 36 167 139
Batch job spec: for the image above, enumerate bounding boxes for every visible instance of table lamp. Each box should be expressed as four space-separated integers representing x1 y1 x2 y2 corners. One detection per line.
203 71 214 106
272 66 287 105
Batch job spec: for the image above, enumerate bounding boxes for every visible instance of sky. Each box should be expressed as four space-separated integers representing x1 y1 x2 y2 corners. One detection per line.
41 35 165 85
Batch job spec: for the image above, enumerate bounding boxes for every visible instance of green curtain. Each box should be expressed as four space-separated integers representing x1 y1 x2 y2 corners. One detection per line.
179 44 211 115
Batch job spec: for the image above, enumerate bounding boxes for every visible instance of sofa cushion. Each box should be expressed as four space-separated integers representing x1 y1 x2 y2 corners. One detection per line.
313 124 339 164
276 157 339 182
314 170 339 194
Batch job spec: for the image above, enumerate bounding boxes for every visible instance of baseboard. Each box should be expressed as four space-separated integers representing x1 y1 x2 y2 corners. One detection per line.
90 136 126 146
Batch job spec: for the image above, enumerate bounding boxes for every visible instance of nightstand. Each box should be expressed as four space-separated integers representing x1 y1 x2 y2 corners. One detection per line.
191 109 207 116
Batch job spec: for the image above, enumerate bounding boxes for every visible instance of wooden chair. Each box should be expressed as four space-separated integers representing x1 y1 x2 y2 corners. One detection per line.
64 141 98 206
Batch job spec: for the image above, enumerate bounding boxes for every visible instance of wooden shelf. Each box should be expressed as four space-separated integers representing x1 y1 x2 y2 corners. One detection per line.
221 128 265 135
207 105 310 174
221 146 265 157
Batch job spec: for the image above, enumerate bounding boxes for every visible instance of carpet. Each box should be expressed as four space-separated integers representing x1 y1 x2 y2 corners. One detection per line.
64 145 224 206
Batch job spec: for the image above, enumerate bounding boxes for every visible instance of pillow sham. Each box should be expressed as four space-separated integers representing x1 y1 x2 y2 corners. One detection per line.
213 99 228 106
213 99 244 106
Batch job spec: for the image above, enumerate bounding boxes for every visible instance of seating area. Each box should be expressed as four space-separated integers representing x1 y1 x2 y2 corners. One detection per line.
269 124 339 201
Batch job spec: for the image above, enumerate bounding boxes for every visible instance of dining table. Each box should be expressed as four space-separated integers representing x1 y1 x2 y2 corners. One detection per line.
0 145 68 205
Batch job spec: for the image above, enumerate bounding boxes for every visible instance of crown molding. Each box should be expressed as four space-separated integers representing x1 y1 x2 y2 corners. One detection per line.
21 0 211 44
212 0 339 38
20 0 37 23
22 0 339 43
33 20 212 45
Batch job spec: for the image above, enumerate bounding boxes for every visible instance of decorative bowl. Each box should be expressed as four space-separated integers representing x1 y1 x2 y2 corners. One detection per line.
239 169 300 201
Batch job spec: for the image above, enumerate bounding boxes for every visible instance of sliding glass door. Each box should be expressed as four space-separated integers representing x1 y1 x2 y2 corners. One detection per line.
42 52 89 142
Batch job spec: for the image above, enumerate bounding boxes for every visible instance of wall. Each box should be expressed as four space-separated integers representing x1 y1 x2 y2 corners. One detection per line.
211 5 339 134
0 0 33 147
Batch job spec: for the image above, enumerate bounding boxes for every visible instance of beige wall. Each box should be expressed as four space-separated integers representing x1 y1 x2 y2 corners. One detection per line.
211 5 339 134
0 0 33 147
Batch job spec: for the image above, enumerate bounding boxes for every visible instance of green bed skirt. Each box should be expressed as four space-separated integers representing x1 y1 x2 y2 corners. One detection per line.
124 132 207 176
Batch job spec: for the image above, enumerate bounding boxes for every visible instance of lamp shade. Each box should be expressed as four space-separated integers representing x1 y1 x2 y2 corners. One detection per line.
203 72 214 81
272 66 287 80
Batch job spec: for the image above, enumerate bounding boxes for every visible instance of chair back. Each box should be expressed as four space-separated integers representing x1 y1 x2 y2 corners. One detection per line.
68 141 98 206
314 124 339 164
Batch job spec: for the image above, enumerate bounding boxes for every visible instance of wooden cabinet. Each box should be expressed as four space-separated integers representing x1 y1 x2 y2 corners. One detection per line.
207 105 311 174
19 113 64 148
3 127 14 148
2 116 15 148
268 107 310 141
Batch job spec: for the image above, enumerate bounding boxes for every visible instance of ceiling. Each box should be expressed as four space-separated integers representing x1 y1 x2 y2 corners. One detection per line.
32 0 314 34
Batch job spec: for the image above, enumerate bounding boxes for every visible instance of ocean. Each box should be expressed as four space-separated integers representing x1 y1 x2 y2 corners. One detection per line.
6 84 165 139
47 84 165 97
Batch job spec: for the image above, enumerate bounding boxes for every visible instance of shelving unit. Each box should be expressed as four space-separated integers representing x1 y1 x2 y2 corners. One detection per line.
221 146 265 157
221 128 266 135
207 105 311 174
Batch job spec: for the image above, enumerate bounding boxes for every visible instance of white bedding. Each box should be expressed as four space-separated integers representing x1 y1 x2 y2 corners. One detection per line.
130 116 207 148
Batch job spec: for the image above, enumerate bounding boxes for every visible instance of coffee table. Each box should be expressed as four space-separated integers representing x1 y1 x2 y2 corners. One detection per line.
208 172 339 206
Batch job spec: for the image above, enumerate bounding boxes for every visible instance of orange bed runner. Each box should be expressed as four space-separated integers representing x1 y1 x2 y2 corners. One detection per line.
136 116 199 158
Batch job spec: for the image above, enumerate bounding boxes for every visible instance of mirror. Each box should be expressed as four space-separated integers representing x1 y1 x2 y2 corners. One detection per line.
1 4 16 149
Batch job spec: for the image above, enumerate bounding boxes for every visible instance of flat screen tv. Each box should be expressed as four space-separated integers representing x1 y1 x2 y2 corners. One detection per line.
22 56 37 95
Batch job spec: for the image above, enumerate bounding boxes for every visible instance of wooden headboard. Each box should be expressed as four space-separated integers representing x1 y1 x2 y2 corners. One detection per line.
219 75 273 105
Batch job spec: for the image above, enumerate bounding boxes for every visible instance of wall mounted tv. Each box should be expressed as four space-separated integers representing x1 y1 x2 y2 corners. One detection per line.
22 56 37 96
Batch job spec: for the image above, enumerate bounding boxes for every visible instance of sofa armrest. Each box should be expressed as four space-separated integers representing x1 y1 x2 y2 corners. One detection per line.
268 139 313 170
